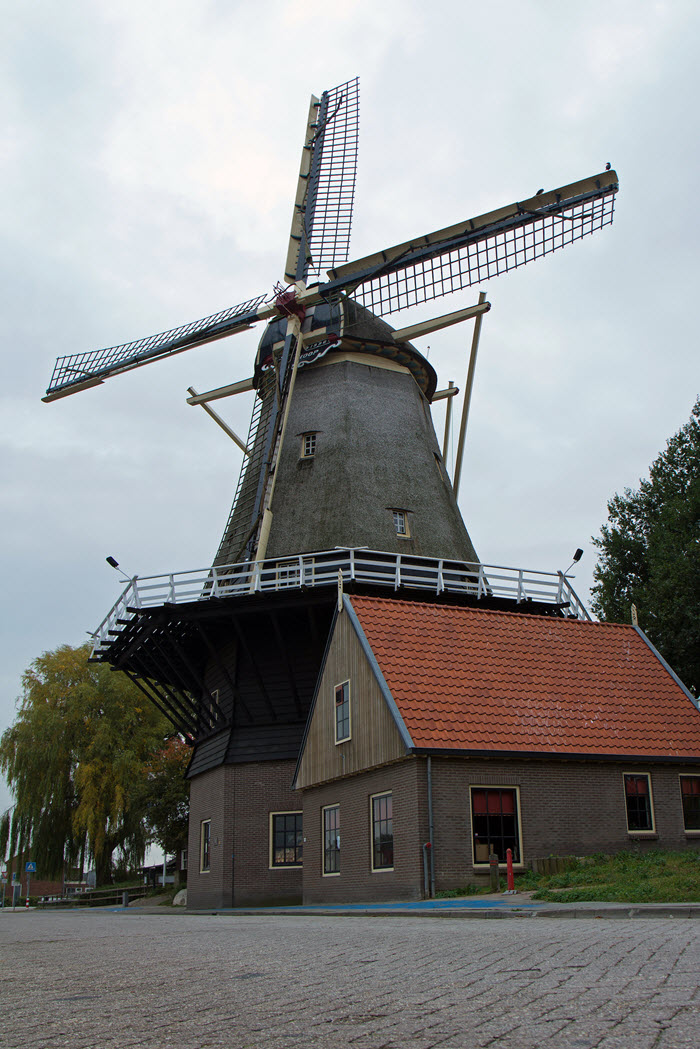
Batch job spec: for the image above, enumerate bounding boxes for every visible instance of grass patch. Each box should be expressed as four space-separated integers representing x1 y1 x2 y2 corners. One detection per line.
435 851 700 903
521 850 700 903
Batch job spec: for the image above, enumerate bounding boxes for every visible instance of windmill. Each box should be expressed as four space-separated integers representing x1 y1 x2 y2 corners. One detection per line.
43 79 619 907
45 77 617 568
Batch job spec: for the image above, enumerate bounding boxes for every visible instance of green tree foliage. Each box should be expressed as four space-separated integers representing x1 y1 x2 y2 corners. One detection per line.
0 644 182 883
140 737 191 857
591 398 700 695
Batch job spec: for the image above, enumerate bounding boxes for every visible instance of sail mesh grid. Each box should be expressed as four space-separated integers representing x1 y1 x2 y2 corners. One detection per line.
213 379 272 566
47 293 269 394
303 77 359 283
350 194 616 315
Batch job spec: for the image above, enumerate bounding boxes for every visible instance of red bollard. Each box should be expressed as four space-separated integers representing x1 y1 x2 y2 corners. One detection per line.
506 848 515 893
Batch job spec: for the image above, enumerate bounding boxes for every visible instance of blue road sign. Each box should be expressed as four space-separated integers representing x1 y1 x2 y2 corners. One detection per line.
25 862 37 873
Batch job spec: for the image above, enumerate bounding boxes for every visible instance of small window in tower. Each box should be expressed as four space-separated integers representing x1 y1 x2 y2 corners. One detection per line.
301 433 317 458
390 509 410 538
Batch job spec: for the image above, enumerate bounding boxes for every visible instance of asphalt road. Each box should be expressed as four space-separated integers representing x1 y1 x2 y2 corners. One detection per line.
1 909 699 1048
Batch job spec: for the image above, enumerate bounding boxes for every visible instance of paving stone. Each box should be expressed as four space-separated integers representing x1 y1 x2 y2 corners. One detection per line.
1 911 699 1048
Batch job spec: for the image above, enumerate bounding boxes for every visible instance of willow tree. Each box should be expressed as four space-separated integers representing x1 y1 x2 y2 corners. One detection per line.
0 644 174 883
591 397 700 695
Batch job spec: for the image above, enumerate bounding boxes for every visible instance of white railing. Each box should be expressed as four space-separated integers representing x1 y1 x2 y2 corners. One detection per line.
91 547 590 656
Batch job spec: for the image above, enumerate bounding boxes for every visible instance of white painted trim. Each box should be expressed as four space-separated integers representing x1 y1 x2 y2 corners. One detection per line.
322 804 341 877
469 785 525 868
268 810 303 870
369 791 394 873
622 772 656 834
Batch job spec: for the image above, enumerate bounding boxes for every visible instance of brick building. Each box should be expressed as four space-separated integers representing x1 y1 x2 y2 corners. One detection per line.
293 594 700 902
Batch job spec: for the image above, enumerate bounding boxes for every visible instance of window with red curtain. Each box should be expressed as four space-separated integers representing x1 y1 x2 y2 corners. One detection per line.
680 776 700 831
470 788 520 864
623 774 653 831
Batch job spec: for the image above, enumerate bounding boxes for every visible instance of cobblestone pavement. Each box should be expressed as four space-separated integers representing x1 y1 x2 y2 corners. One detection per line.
1 910 699 1048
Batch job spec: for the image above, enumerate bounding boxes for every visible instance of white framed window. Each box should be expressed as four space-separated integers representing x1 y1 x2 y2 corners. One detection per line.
390 508 410 537
200 820 211 873
470 786 524 867
334 680 351 743
269 811 303 868
204 688 219 729
276 557 315 589
301 432 317 458
370 792 394 872
322 805 340 875
623 773 655 833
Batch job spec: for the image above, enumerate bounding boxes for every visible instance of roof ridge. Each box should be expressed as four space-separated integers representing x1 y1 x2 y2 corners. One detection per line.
348 593 635 630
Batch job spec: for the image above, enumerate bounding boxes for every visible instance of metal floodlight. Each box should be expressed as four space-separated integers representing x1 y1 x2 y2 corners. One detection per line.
564 548 584 574
106 555 134 582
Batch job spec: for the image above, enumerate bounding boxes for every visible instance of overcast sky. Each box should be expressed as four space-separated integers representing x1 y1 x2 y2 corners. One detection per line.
2 0 699 817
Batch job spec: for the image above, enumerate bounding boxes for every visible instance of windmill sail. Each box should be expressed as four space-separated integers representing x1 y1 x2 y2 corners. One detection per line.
43 293 275 401
285 77 360 285
327 170 618 315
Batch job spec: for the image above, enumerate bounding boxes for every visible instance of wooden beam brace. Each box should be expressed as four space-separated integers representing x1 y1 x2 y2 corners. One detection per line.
186 377 255 405
231 618 278 720
433 384 459 402
269 611 303 719
194 621 254 725
129 654 199 737
392 301 490 344
187 388 250 456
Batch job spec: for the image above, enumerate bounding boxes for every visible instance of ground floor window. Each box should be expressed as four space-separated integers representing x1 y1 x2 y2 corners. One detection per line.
680 776 700 830
624 773 654 832
323 805 340 875
470 787 521 864
270 811 303 867
371 793 393 871
200 820 211 873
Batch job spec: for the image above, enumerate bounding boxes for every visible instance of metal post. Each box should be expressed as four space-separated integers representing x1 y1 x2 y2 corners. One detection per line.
504 848 516 894
489 851 500 892
422 843 430 898
427 757 435 898
452 291 488 499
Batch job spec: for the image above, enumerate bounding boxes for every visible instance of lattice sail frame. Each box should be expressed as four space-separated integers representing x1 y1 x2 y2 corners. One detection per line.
303 77 359 283
46 293 272 398
330 173 617 315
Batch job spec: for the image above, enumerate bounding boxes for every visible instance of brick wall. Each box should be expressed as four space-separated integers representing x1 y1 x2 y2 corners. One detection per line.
187 759 302 908
298 755 700 901
430 756 700 890
302 760 427 904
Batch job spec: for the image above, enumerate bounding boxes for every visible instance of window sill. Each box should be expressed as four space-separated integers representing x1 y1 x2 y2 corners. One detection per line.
371 867 395 874
322 871 341 878
472 863 525 870
269 864 303 870
626 832 658 839
684 830 700 838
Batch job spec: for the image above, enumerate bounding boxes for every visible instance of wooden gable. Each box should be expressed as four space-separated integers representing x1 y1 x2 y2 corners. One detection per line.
294 599 412 789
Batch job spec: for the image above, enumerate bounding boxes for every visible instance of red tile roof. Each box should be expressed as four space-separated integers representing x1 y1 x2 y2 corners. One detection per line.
349 595 700 759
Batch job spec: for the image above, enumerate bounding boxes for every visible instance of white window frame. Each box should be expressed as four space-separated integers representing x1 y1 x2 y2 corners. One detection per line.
199 819 211 873
301 432 317 458
370 792 394 873
469 785 524 868
322 804 341 876
269 810 304 869
623 772 656 834
390 508 411 538
334 680 351 744
276 556 315 589
679 775 700 834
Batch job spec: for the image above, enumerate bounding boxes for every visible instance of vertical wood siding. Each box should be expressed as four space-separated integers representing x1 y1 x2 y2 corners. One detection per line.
295 611 407 788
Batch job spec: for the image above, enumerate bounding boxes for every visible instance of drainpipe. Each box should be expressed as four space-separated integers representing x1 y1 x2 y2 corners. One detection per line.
427 756 435 897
